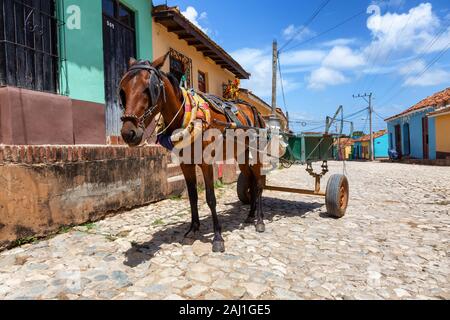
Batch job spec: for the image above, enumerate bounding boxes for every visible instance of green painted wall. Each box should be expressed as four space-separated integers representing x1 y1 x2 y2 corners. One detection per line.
122 0 153 62
58 0 153 104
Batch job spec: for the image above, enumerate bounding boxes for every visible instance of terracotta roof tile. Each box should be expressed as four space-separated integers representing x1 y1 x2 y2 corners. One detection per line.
428 105 450 117
386 87 450 121
354 130 387 142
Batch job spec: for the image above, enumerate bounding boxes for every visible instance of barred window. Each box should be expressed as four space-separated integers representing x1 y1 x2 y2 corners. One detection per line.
0 0 59 93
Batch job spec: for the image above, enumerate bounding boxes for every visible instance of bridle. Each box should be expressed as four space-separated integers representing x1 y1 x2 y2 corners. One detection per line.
118 62 166 130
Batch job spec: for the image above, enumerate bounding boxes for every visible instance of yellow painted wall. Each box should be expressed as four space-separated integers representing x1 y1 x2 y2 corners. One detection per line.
152 20 235 96
344 145 352 159
238 92 271 116
361 141 370 159
435 113 450 153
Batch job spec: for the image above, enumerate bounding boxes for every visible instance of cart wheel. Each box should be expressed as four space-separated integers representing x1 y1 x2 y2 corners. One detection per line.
325 174 349 218
237 172 251 205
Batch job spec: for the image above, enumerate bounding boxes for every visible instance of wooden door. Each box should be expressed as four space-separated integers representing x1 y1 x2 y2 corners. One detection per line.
102 0 136 138
422 117 429 159
395 124 402 156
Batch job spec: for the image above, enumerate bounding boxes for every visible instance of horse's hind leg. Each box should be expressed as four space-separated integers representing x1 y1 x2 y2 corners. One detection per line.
180 164 200 238
239 164 257 224
200 164 225 253
251 164 266 233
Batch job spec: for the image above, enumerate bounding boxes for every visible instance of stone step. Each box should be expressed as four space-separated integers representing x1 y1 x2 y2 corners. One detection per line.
167 175 186 196
167 163 182 178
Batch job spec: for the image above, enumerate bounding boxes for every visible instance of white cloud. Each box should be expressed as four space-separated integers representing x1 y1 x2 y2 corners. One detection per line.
322 38 357 47
181 6 209 34
371 0 405 9
282 24 315 42
364 3 449 60
399 59 449 87
281 50 326 66
322 46 365 70
308 67 349 90
231 48 301 98
399 59 426 75
232 3 450 93
404 68 450 86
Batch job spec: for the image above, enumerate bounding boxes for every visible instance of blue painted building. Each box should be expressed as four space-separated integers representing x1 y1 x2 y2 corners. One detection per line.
352 130 388 159
374 132 389 158
385 88 449 160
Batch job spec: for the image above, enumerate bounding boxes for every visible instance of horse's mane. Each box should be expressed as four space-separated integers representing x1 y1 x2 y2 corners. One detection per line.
164 72 182 101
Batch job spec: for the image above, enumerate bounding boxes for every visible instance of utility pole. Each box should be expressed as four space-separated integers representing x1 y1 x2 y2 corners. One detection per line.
353 93 374 161
286 111 290 130
269 40 281 129
272 40 278 114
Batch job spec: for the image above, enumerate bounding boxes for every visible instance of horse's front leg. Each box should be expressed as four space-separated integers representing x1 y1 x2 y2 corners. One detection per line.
180 164 200 238
200 164 225 253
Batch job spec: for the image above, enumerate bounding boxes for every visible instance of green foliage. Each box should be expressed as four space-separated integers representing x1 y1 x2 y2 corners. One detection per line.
169 194 183 201
59 226 72 234
214 180 225 189
81 222 96 230
152 218 165 226
12 236 37 247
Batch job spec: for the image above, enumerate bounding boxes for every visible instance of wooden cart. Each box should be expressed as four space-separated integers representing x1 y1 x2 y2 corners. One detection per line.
237 132 349 218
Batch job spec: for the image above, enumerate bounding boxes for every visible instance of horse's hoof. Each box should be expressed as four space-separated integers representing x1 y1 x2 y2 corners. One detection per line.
255 223 265 233
212 240 225 253
244 216 255 224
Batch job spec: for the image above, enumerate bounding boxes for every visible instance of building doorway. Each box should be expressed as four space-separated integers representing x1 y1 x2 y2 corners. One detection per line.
403 123 410 156
422 117 429 159
102 0 136 140
394 124 402 156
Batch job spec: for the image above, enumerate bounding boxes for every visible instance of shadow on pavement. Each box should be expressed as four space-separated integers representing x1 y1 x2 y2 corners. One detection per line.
123 197 323 267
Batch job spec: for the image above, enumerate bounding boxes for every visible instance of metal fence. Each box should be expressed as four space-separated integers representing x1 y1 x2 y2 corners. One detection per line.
0 0 59 92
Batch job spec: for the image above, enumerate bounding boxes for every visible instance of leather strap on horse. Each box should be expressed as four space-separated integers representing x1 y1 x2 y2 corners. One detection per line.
197 92 243 127
118 61 166 129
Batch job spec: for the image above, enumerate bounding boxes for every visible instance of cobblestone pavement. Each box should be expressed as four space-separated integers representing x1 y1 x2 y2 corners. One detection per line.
0 161 449 300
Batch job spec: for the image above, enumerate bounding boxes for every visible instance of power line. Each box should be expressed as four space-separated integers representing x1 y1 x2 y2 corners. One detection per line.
279 0 332 52
282 9 366 53
377 24 449 103
343 107 369 120
379 42 450 107
360 2 415 93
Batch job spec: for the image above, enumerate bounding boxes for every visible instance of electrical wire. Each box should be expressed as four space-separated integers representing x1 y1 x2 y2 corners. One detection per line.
379 42 450 107
279 0 332 52
282 9 366 53
377 24 449 104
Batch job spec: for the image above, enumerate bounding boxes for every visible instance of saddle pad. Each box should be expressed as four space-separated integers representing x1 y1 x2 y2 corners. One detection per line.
181 88 211 128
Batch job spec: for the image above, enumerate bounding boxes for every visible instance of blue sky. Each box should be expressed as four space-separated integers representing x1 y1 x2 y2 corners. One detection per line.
155 0 450 134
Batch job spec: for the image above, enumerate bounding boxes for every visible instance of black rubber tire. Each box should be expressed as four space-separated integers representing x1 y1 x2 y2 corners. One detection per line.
325 174 349 218
237 172 251 205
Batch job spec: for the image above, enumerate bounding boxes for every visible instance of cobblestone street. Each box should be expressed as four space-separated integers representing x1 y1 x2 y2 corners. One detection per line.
0 161 449 300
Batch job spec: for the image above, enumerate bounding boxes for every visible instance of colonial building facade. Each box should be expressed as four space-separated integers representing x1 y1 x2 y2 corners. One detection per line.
385 87 449 160
0 0 153 145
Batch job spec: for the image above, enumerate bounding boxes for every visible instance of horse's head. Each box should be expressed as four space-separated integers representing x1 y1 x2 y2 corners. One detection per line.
119 54 169 146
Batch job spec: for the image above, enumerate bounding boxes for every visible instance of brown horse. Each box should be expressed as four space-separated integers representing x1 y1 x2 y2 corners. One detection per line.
119 54 267 252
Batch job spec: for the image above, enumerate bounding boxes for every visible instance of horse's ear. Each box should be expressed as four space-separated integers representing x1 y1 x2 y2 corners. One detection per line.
129 57 137 67
152 52 169 70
